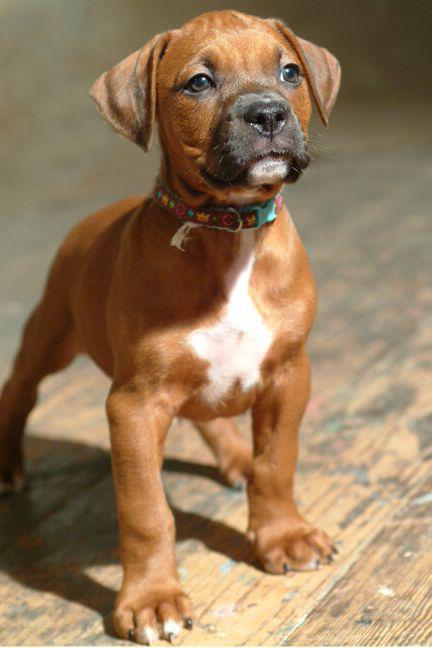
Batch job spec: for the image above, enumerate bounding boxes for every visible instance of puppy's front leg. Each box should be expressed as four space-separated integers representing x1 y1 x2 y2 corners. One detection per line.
248 349 335 574
106 386 193 643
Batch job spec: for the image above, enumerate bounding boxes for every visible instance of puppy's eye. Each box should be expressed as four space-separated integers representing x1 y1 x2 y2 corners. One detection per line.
280 64 300 84
185 74 213 93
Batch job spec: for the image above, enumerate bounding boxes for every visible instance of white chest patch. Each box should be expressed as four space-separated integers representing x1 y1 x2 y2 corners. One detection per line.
187 230 272 406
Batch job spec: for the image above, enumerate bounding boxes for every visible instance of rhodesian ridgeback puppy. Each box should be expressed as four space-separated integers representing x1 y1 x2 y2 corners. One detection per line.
0 10 340 643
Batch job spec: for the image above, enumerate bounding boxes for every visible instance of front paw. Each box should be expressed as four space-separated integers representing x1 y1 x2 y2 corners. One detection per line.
114 581 194 644
248 520 337 574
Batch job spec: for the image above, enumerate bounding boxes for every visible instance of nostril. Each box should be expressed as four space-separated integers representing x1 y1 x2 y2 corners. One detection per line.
275 109 287 123
243 100 289 137
244 105 265 125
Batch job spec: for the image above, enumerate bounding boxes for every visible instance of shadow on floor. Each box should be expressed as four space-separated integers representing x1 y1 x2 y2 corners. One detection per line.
0 434 251 638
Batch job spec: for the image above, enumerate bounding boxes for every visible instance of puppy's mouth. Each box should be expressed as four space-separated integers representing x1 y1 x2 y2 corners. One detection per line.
201 152 308 189
247 155 290 185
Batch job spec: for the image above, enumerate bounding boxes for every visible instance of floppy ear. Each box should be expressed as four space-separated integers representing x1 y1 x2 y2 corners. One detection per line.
89 32 171 151
268 20 341 125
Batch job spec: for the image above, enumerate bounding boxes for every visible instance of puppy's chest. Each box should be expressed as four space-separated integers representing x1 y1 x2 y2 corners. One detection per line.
187 232 272 405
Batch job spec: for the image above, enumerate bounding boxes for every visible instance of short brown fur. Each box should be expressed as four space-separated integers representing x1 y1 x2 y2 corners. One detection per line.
0 10 340 643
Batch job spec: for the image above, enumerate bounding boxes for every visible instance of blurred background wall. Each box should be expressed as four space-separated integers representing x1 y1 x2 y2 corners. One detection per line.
1 0 431 213
1 5 431 643
0 0 431 365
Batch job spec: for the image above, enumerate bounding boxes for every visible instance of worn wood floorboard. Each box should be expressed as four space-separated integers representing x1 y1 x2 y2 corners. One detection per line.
1 25 431 642
288 476 432 646
0 301 431 645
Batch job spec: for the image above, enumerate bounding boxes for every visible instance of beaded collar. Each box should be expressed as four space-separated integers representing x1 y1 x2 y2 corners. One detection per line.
153 185 284 232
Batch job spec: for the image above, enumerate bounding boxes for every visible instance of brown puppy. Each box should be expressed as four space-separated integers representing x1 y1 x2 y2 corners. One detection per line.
0 10 340 644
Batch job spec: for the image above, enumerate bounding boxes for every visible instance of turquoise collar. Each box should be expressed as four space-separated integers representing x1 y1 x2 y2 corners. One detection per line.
153 185 284 232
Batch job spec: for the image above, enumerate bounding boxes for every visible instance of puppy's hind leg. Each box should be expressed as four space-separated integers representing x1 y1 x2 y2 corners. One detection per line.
0 272 78 493
194 418 252 489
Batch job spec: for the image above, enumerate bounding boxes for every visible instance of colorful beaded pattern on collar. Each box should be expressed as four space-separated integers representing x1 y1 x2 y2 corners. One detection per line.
153 185 284 232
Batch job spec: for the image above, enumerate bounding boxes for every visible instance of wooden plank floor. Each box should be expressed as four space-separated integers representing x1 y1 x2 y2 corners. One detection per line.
1 2 432 642
1 110 431 645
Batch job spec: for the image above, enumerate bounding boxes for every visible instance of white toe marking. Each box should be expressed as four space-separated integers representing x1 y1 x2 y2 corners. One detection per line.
142 625 158 645
163 619 181 638
304 557 321 571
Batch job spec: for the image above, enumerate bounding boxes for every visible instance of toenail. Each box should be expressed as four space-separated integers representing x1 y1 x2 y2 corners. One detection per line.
128 628 136 641
184 617 193 630
332 545 339 554
283 563 291 573
233 479 245 491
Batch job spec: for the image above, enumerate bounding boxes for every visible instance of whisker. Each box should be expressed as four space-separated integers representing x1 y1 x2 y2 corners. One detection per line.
210 141 226 154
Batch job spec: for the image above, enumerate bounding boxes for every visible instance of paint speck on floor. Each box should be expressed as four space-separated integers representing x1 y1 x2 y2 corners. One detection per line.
220 559 236 574
412 491 432 506
282 591 297 603
178 566 188 581
210 603 237 618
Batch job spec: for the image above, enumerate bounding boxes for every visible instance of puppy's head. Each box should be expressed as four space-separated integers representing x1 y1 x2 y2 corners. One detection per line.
90 11 341 201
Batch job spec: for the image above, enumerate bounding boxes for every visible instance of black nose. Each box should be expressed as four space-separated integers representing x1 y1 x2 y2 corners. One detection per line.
244 99 288 139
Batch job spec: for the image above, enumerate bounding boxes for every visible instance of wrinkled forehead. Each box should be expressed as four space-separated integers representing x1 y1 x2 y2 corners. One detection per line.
159 22 300 83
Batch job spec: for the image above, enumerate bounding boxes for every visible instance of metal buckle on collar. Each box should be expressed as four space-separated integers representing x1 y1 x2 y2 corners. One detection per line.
231 215 244 232
222 207 243 232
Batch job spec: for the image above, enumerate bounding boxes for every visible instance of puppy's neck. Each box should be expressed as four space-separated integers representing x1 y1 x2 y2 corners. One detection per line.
158 154 283 210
